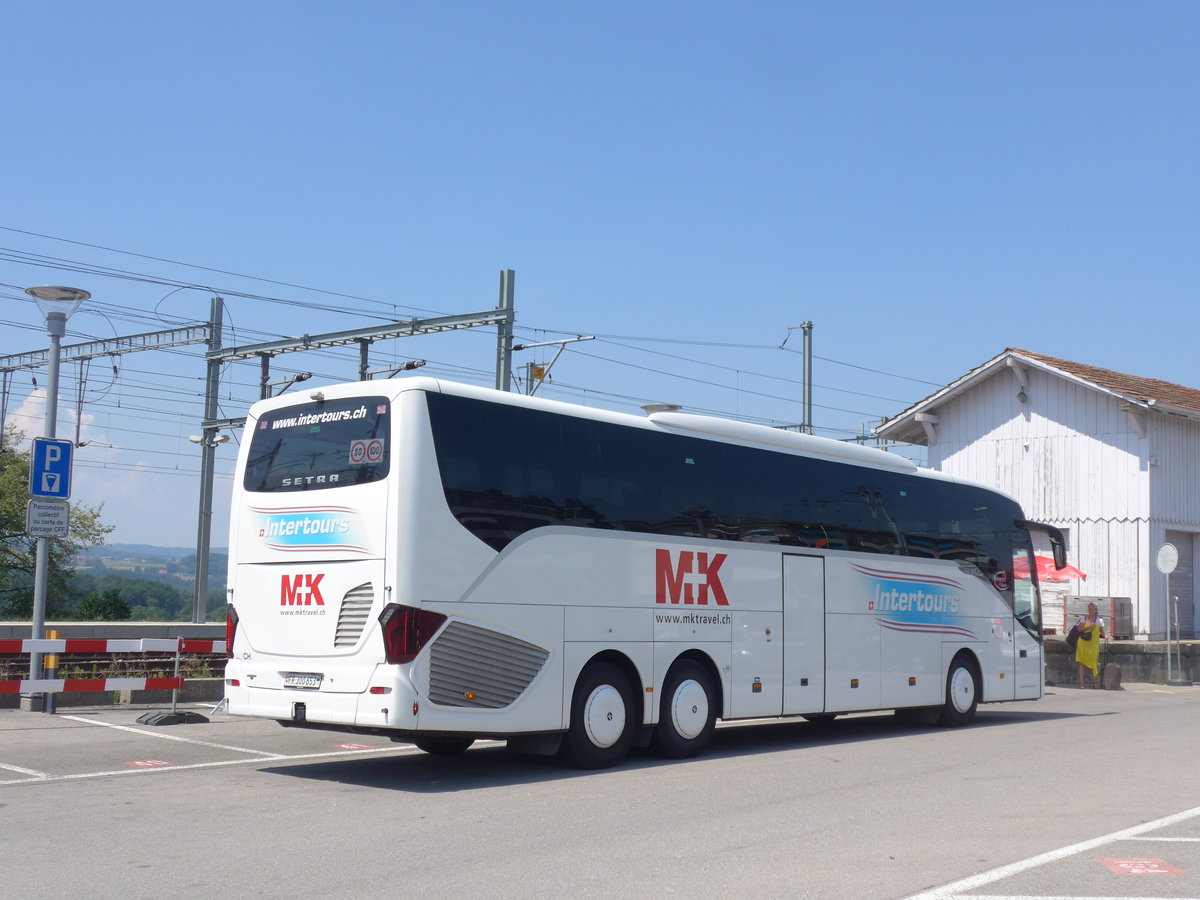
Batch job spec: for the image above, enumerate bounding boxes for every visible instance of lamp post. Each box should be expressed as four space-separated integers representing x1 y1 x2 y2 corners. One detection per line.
24 286 89 708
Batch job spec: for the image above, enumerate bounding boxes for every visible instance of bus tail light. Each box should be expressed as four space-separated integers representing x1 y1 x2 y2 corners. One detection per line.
378 603 447 665
226 605 239 659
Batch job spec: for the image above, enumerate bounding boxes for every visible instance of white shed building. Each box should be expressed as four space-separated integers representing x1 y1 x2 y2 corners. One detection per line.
876 348 1200 641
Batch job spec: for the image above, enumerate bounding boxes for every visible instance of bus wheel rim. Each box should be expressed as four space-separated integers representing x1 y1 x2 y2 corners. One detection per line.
670 679 709 740
583 684 626 748
950 666 975 714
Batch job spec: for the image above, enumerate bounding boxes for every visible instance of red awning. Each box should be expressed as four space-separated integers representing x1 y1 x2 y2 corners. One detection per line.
1015 555 1087 582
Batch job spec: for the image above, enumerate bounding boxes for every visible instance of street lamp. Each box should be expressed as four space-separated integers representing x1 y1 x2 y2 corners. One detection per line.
188 433 230 446
23 286 90 708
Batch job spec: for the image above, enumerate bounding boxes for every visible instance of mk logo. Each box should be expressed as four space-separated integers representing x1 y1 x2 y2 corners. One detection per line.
280 573 326 606
655 549 729 606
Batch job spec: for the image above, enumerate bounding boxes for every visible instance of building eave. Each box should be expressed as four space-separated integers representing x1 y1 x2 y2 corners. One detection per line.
875 348 1164 446
875 350 1016 445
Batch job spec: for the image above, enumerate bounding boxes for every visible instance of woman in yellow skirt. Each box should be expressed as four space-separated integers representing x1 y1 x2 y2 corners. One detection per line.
1074 602 1106 688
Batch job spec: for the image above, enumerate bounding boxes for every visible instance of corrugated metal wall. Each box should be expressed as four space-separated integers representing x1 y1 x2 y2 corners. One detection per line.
1151 415 1200 526
926 364 1159 634
932 366 1149 522
1164 530 1196 638
910 358 1200 637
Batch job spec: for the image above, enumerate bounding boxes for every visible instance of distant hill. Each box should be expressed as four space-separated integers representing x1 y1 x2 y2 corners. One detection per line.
80 544 229 562
70 544 229 597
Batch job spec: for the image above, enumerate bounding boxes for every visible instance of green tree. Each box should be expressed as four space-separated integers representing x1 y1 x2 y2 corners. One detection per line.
206 586 227 622
75 588 132 621
0 425 113 619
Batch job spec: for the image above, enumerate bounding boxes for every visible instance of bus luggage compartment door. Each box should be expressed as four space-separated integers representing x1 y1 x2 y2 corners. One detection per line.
730 610 783 718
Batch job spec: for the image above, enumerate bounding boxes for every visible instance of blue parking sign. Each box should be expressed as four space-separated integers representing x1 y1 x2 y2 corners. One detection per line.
30 438 73 499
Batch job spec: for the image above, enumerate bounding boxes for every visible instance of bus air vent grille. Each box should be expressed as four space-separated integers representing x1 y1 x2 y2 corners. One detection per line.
428 621 550 709
333 583 374 648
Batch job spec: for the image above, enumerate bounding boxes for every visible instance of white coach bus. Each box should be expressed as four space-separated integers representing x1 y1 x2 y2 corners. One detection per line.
223 377 1064 767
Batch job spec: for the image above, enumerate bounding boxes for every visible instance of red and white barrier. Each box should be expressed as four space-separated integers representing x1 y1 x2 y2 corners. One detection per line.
0 677 185 696
0 637 225 696
178 639 226 654
0 638 225 654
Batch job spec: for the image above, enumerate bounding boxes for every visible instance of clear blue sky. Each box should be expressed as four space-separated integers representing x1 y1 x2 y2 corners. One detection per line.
2 2 1198 548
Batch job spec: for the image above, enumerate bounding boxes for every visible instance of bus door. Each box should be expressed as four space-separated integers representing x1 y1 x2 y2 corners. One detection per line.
782 554 826 715
1012 624 1041 698
984 604 1018 703
1011 545 1042 699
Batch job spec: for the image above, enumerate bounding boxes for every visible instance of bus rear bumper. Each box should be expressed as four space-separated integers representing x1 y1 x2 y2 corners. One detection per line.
224 679 421 731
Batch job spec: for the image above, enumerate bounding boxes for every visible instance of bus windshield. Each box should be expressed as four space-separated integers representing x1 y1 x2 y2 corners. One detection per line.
243 396 390 492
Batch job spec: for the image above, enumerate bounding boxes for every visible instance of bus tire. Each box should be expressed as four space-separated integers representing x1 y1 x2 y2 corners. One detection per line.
651 660 717 759
413 737 474 755
939 655 979 727
562 662 635 769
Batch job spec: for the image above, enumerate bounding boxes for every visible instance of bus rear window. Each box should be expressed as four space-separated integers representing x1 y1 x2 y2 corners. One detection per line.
244 396 390 492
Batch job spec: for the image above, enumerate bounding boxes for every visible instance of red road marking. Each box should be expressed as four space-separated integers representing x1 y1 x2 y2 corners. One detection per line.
334 743 374 750
125 760 173 768
1097 857 1186 875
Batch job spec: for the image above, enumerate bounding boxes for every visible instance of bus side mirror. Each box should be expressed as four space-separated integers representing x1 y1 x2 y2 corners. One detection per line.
1016 519 1067 569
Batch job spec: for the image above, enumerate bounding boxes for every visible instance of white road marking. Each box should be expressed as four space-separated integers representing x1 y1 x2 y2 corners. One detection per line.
1137 836 1200 842
0 744 415 786
907 803 1200 900
0 762 51 778
945 895 1200 900
59 714 287 757
0 731 508 787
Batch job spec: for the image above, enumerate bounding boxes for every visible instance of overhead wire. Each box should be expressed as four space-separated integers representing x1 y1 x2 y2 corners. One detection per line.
0 225 446 316
589 335 916 405
564 345 889 419
4 231 937 404
2 228 942 452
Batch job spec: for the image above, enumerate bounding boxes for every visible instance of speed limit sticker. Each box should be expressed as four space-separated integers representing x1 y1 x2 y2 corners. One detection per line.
348 439 383 465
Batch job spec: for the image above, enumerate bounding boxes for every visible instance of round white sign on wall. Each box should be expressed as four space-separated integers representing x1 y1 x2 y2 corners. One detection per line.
1157 543 1179 575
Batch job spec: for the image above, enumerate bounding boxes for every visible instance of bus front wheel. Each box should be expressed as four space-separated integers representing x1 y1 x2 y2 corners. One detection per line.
651 660 717 758
562 662 635 769
939 655 979 726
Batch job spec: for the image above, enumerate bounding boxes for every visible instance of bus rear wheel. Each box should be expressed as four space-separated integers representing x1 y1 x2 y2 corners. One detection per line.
651 660 717 759
413 737 475 755
562 662 635 769
939 655 980 726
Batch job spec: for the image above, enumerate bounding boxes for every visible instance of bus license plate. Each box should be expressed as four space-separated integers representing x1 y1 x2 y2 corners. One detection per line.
282 672 323 689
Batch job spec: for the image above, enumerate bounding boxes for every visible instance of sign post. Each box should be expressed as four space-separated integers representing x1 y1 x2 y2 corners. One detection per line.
22 285 89 713
1155 543 1189 685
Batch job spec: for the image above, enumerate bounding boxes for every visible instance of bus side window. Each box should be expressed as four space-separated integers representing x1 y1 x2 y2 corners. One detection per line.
441 458 481 491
